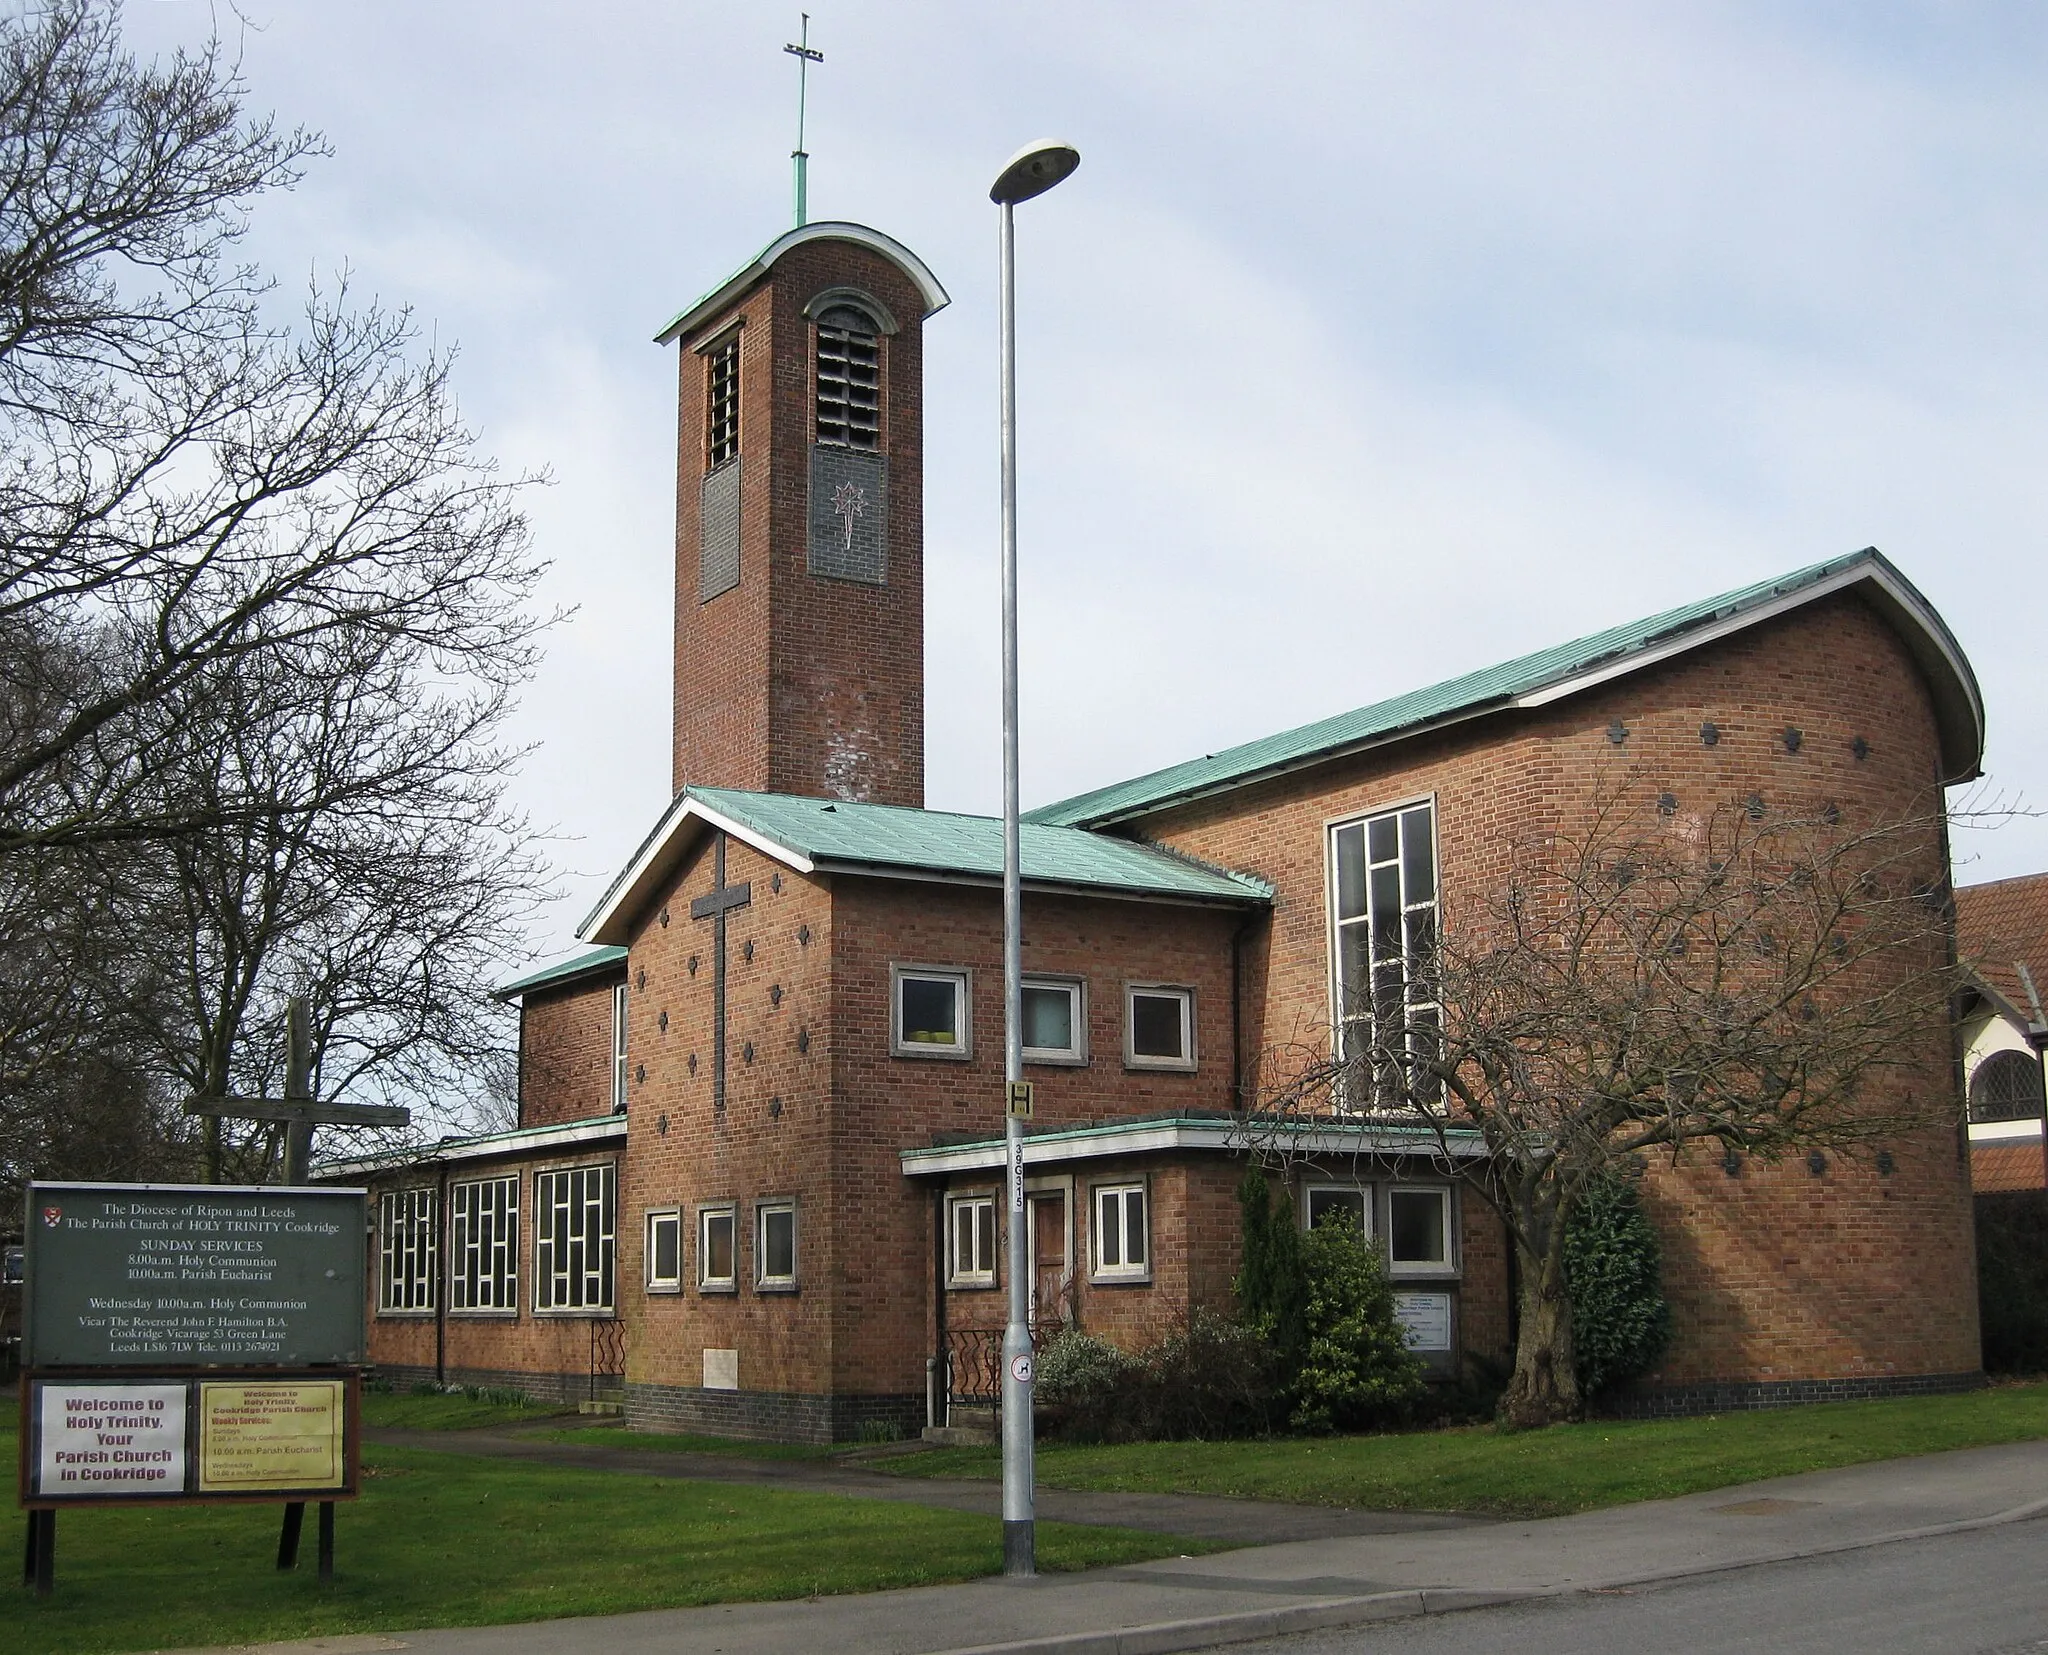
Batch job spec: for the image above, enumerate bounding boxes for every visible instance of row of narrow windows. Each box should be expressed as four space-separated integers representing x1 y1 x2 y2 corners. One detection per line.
704 301 882 471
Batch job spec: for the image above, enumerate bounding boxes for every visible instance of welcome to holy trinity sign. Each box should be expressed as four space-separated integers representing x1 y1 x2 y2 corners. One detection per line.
18 1182 367 1517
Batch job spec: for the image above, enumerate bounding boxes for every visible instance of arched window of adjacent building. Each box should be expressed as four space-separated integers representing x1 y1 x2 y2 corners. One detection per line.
814 301 881 450
1969 1049 2046 1123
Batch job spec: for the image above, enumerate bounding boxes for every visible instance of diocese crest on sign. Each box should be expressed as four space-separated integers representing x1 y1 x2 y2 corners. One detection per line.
40 1205 62 1228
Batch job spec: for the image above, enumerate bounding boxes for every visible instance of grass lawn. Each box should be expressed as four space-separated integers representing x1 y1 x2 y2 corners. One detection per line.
359 1387 566 1432
887 1381 2048 1520
3 1399 1206 1655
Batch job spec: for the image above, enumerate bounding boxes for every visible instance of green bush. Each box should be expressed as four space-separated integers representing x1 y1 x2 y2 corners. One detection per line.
1140 1308 1277 1439
1290 1217 1428 1432
1033 1328 1136 1441
1977 1192 2048 1374
1235 1168 1307 1373
1564 1173 1673 1397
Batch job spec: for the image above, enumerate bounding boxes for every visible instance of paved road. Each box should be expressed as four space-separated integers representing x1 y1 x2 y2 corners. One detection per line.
1233 1516 2048 1655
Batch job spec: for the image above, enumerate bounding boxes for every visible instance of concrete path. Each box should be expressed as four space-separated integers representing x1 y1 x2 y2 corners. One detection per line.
322 1431 2048 1655
364 1424 1484 1546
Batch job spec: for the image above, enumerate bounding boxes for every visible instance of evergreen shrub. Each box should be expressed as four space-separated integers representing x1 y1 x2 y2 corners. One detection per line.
1563 1173 1673 1397
1290 1215 1428 1432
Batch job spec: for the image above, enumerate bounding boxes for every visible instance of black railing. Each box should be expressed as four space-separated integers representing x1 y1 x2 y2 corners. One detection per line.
942 1321 1062 1419
588 1317 625 1403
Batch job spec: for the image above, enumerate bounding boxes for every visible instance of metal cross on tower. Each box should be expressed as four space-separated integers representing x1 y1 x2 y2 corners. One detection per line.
784 14 823 227
183 996 409 1183
690 832 753 1114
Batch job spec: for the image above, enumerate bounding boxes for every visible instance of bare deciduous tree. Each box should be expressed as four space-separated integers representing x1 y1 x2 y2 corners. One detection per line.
1239 783 1962 1427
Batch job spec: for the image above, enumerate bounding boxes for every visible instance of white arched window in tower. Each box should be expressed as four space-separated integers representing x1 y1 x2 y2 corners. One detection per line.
814 302 881 449
1970 1048 2047 1124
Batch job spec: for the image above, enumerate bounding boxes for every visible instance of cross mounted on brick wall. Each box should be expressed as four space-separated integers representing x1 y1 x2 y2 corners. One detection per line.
691 832 752 1113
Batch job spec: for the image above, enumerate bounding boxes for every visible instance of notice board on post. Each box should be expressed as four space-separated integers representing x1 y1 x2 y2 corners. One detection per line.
17 1182 366 1509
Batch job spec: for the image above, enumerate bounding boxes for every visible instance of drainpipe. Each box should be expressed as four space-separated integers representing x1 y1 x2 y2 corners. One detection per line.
1230 914 1259 1114
932 1185 949 1431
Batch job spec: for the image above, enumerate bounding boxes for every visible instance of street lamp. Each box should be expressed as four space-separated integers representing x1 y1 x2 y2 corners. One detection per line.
991 137 1079 1581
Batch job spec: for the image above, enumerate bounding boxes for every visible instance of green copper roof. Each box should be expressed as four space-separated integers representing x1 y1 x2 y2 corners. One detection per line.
494 946 627 1002
1026 549 1983 829
688 787 1271 904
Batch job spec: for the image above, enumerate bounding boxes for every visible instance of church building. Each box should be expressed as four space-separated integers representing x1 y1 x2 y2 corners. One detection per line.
339 210 1988 1439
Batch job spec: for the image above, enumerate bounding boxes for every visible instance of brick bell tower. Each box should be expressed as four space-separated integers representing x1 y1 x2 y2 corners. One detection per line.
657 224 949 807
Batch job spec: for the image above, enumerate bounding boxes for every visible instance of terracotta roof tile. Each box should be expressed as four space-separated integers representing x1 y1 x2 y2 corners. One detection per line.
1956 871 2048 1027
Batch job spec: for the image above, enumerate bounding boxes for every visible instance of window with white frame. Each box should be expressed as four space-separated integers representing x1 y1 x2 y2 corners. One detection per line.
533 1163 616 1313
756 1200 797 1290
814 304 881 449
378 1188 437 1313
611 981 629 1113
1125 984 1194 1070
1386 1186 1455 1274
706 334 740 469
1022 977 1086 1064
1331 801 1440 1108
948 1193 998 1287
893 965 970 1058
645 1208 683 1293
1091 1182 1150 1281
1303 1184 1371 1236
449 1175 518 1313
698 1204 738 1292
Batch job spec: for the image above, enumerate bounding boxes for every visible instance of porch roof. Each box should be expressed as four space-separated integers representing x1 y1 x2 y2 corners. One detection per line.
899 1113 1488 1178
317 1112 626 1179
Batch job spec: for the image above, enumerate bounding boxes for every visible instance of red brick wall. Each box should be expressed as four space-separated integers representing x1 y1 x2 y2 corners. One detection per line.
518 976 621 1128
1130 591 1980 1387
670 239 929 807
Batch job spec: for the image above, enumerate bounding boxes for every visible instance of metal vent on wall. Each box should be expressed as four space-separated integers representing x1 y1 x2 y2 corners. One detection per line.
808 445 887 584
699 457 742 600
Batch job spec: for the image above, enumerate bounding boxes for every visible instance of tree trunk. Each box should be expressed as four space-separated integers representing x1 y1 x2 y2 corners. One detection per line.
1500 1239 1583 1427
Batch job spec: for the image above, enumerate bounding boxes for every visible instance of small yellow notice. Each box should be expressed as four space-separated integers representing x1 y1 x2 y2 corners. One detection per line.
1006 1080 1034 1119
196 1381 345 1493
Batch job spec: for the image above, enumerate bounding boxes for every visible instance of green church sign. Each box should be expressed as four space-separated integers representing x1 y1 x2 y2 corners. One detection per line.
23 1183 367 1369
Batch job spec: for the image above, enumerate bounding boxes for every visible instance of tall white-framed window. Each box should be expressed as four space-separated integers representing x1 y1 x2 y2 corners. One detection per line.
755 1200 797 1291
1303 1183 1372 1236
1125 984 1195 1071
1022 977 1086 1065
378 1187 438 1314
1386 1185 1456 1276
533 1162 616 1313
1331 800 1440 1108
449 1175 518 1314
1091 1182 1150 1282
645 1208 683 1293
698 1203 738 1293
947 1192 998 1287
611 981 629 1113
893 964 971 1059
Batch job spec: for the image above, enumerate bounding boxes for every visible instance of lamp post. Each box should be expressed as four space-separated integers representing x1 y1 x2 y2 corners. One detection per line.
990 137 1080 1581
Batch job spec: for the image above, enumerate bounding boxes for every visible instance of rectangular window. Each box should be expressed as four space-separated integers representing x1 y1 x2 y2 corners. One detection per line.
1304 1184 1371 1236
611 981 629 1114
449 1175 518 1313
645 1208 683 1293
698 1204 737 1291
378 1188 437 1313
1332 801 1440 1108
815 311 880 449
756 1200 797 1290
1125 984 1195 1070
1092 1183 1150 1281
707 334 740 469
1387 1186 1455 1274
893 965 971 1058
1022 977 1085 1064
947 1193 998 1287
533 1163 616 1313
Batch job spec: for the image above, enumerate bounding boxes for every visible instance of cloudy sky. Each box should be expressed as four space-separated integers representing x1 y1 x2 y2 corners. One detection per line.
125 1 2048 962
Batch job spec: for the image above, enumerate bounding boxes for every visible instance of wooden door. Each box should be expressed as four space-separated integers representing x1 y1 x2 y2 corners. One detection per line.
1029 1191 1069 1325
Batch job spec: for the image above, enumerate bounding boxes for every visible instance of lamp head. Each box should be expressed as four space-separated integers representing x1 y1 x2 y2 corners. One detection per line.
990 141 1081 205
